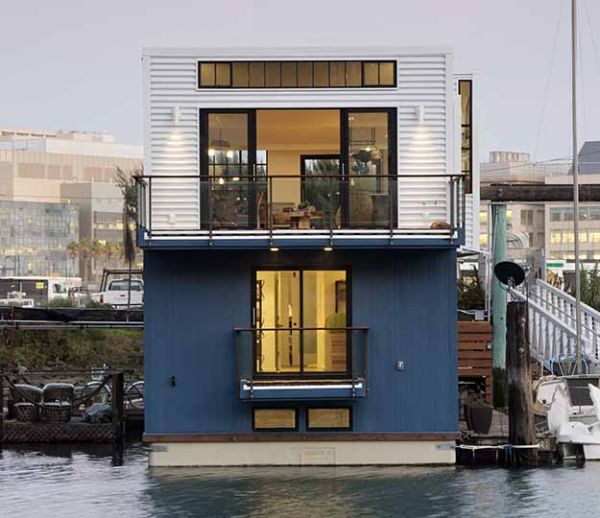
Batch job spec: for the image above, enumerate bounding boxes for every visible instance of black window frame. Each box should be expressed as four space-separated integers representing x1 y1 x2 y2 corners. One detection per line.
197 60 397 89
458 79 473 195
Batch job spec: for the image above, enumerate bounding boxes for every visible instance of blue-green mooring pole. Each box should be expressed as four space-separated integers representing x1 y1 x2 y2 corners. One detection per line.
491 203 507 369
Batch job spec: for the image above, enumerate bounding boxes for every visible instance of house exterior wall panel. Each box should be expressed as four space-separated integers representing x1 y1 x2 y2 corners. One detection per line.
143 48 458 233
144 249 458 435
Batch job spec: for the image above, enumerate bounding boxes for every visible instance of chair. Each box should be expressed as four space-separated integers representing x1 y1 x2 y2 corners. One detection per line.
11 384 43 422
43 383 74 423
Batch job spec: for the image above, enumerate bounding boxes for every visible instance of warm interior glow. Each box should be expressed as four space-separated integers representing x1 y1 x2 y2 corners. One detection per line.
255 269 347 374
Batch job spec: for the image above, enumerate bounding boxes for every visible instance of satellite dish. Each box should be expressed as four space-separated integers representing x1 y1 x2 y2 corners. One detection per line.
494 261 526 287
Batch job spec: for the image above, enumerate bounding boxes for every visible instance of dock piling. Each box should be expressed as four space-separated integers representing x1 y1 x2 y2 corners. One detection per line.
111 372 124 444
506 300 538 466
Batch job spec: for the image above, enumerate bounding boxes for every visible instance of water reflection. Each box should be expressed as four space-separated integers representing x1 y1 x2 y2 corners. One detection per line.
2 444 600 517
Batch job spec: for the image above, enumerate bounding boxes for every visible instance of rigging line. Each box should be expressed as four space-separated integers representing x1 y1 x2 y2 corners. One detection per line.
533 0 566 161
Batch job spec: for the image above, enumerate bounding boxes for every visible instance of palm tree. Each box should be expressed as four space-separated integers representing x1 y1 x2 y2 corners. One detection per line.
77 238 94 282
116 166 141 315
66 241 80 279
91 240 105 280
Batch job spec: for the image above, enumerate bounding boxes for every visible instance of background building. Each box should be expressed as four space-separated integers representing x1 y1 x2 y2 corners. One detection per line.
479 151 547 271
479 151 569 274
479 145 599 283
545 141 600 277
0 127 142 281
0 200 78 277
60 182 126 280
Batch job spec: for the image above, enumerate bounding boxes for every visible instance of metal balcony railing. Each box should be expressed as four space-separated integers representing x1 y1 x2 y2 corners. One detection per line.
135 174 465 240
233 326 369 400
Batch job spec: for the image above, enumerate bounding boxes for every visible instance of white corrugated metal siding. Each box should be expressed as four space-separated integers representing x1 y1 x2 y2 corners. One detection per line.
144 48 457 232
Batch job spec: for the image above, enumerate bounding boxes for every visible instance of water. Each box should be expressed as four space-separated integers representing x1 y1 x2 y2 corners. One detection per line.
1 444 599 517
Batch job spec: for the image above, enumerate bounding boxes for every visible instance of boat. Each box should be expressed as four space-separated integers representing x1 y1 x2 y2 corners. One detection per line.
546 381 600 460
534 373 600 427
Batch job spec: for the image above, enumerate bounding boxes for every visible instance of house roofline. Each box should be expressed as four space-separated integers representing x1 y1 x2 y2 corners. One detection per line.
142 45 453 58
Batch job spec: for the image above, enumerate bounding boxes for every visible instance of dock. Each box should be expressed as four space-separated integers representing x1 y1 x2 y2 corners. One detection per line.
0 369 143 445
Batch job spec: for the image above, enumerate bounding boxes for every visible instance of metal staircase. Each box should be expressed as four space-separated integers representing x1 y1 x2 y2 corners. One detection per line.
510 279 600 372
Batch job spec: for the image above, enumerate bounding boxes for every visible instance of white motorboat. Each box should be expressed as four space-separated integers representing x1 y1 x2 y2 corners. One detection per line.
547 381 600 460
534 375 600 427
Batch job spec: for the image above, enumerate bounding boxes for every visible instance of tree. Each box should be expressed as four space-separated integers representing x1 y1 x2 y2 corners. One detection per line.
116 166 141 315
458 267 485 311
578 265 600 312
77 238 95 282
66 241 79 260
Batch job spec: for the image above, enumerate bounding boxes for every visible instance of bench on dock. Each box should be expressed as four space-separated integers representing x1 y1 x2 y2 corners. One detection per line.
458 321 493 404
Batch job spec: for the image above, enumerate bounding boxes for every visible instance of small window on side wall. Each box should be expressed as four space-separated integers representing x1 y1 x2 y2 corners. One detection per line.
307 408 352 430
253 408 297 431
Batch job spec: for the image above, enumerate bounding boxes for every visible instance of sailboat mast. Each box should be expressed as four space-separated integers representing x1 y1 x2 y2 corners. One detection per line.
572 0 582 373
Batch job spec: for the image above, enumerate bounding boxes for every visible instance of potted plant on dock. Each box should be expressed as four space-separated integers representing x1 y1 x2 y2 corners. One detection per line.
464 393 493 435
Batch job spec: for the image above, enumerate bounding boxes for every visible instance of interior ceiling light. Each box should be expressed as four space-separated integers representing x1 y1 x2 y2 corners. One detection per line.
209 139 231 150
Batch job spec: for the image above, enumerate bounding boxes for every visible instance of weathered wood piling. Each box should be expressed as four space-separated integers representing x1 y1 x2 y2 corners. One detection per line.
506 300 538 466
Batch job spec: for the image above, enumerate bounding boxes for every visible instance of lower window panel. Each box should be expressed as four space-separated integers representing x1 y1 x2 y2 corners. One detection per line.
253 408 297 431
307 408 352 430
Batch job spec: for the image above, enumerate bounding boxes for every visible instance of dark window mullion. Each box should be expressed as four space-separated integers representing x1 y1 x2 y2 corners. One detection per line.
299 270 304 375
199 59 396 88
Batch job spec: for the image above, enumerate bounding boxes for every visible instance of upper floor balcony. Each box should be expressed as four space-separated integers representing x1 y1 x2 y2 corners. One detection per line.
135 171 465 249
138 107 466 250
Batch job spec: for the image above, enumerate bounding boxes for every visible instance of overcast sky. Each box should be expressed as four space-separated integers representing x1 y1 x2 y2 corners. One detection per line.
2 0 599 162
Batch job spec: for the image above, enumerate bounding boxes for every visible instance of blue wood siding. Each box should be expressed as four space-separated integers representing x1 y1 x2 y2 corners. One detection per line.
144 249 458 434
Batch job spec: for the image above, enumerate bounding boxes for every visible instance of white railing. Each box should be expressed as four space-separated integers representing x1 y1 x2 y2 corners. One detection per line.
510 279 600 369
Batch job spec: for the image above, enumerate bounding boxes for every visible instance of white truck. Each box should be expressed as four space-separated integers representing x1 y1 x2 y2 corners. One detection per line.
91 270 144 309
0 276 81 307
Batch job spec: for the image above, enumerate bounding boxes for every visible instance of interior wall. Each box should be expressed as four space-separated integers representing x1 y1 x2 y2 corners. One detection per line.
257 110 340 206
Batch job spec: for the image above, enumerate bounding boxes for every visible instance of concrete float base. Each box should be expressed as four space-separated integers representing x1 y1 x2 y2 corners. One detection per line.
148 441 456 467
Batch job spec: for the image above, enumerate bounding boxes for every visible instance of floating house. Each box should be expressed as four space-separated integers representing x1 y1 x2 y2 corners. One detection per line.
139 47 478 466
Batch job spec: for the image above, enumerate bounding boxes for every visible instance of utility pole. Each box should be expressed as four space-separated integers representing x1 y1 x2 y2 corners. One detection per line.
491 203 507 370
571 0 582 374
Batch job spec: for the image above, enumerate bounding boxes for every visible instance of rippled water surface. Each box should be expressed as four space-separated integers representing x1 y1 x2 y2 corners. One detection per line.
1 443 600 517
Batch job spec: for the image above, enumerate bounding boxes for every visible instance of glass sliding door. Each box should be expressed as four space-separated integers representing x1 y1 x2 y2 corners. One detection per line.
255 269 348 376
301 270 348 373
200 110 260 229
342 109 396 228
255 270 301 373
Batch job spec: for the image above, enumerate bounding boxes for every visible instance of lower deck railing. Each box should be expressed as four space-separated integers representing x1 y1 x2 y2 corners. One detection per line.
234 327 368 399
